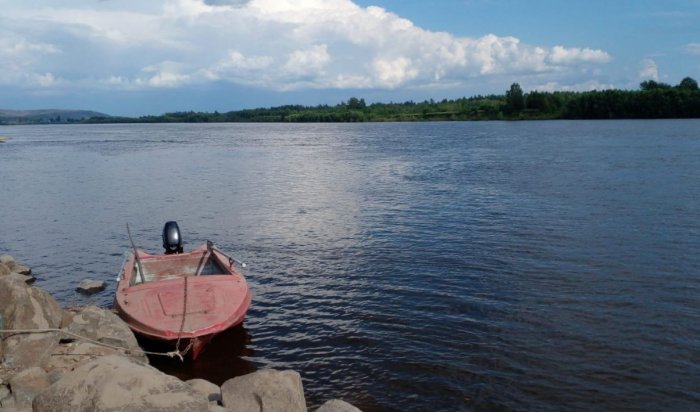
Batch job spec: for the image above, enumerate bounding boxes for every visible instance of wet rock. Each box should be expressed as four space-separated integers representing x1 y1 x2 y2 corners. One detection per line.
33 355 209 412
8 366 50 410
0 275 63 368
187 378 221 403
316 399 363 412
61 306 146 363
221 369 306 412
75 279 106 295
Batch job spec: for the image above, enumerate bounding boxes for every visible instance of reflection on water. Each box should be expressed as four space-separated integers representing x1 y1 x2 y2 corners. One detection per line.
142 325 256 385
0 121 699 411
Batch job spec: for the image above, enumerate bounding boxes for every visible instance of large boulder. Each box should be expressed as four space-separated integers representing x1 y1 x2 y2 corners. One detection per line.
60 306 146 363
8 366 50 410
0 254 34 280
33 355 209 412
187 378 221 404
8 262 31 276
221 369 306 412
0 275 63 368
0 382 10 407
0 270 35 284
44 341 139 375
316 399 363 412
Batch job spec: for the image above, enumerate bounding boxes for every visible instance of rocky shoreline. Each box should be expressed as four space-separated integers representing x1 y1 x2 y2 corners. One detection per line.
0 254 361 412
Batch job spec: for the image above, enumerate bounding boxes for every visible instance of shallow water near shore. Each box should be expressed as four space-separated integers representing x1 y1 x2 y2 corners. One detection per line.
1 120 699 411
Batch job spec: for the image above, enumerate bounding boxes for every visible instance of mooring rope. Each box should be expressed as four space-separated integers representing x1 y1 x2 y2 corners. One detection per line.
0 328 189 361
0 245 229 362
173 266 193 359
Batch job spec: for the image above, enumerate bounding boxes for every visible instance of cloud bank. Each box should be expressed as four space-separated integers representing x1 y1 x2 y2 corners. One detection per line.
1 0 612 94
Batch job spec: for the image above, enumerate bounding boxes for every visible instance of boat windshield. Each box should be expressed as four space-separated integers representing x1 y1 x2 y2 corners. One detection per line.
130 254 227 285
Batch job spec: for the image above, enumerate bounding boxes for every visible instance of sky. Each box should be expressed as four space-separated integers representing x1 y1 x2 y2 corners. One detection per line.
1 0 699 116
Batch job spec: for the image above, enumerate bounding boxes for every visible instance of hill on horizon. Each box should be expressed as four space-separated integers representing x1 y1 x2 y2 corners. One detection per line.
0 109 109 124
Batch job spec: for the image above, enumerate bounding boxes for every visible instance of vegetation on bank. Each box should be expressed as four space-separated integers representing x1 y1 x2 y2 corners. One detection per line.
4 77 700 125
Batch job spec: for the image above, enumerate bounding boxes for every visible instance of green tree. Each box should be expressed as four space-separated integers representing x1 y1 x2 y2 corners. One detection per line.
346 97 366 110
640 80 671 91
677 77 699 91
505 83 525 112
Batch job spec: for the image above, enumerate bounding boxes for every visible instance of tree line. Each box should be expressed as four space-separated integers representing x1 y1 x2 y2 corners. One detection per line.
82 76 700 123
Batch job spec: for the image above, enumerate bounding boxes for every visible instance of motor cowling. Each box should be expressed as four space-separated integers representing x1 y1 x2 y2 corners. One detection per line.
162 221 183 254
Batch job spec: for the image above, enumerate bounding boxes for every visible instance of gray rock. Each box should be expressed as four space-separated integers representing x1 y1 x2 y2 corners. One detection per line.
221 369 306 412
1 270 36 284
0 255 14 265
75 279 107 295
33 355 209 412
3 333 59 372
46 370 64 385
0 263 10 277
0 275 63 368
0 395 15 410
44 341 138 374
187 378 221 403
8 262 31 276
316 399 363 412
61 306 146 363
8 366 50 410
208 404 227 412
0 383 10 402
0 275 62 328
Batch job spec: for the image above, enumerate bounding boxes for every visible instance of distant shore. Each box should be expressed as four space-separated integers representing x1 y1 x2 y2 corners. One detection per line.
2 78 699 125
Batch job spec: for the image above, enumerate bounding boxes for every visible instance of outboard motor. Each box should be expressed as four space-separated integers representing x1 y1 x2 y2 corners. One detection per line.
162 221 183 254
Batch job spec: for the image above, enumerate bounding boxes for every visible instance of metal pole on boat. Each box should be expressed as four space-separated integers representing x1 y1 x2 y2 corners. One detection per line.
229 256 247 268
193 241 213 277
127 223 146 284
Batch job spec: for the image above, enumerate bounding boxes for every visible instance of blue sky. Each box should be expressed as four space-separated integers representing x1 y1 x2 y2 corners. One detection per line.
1 0 698 116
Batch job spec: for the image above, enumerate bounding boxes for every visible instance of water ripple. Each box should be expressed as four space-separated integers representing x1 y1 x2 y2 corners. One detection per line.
0 121 699 411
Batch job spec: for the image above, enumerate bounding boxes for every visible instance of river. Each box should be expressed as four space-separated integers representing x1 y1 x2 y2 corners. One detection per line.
0 120 698 411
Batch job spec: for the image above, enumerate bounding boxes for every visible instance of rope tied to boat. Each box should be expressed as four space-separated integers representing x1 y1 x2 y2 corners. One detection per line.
0 328 190 360
173 243 201 360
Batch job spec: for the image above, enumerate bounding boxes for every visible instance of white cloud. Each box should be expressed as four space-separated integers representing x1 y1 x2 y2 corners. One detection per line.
683 43 700 55
0 35 60 56
0 0 613 93
549 46 611 65
372 56 418 88
29 72 58 87
283 44 330 77
639 58 659 81
137 61 193 87
204 0 251 6
0 31 61 86
531 79 615 92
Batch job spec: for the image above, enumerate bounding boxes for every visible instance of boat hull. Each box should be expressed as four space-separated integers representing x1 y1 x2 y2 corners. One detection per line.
114 244 251 359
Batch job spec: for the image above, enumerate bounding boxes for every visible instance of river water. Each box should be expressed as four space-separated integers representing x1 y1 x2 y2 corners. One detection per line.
0 121 698 411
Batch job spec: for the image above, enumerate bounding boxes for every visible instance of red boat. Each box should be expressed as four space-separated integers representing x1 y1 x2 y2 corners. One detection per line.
114 222 251 359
